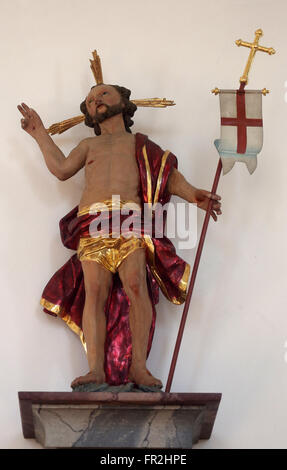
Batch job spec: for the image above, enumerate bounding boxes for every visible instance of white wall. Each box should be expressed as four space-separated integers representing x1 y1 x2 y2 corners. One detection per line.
1 0 286 449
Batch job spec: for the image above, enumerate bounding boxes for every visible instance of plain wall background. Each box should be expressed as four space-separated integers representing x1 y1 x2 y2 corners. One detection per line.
1 0 286 449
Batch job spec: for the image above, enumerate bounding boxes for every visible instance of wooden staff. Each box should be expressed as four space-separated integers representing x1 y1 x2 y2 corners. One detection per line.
165 158 223 393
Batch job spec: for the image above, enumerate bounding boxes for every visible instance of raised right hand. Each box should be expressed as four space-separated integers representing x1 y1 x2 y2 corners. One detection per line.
17 102 46 139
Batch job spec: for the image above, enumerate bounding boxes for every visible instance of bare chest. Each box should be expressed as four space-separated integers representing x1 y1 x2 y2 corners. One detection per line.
85 134 137 171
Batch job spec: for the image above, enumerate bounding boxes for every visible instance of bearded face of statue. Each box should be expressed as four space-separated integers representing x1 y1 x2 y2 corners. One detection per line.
81 83 137 135
85 84 124 124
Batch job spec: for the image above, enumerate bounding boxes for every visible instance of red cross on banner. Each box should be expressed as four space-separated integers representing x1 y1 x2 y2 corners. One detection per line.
221 84 263 154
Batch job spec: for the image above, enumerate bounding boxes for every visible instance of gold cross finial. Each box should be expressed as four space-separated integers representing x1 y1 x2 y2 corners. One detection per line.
235 28 275 85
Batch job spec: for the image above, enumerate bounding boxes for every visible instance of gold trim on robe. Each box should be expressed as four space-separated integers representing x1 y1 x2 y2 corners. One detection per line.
142 145 153 211
178 262 191 293
142 145 190 304
40 297 87 351
77 199 141 217
153 150 170 205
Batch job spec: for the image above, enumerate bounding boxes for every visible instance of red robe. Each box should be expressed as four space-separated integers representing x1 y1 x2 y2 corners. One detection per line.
41 132 190 385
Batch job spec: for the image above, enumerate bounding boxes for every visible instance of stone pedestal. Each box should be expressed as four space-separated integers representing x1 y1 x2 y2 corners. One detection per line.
18 392 221 449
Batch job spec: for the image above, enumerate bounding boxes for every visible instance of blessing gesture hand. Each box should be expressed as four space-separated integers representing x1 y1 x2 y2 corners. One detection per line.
17 102 45 139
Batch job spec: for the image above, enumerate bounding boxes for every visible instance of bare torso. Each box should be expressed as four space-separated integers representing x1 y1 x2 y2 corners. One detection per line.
79 132 141 210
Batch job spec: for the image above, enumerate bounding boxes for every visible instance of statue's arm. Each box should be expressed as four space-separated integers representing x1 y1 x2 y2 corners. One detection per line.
167 167 222 221
35 131 88 180
167 167 198 203
18 103 88 180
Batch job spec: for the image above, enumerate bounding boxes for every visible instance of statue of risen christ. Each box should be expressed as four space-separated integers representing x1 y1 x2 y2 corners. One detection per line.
18 83 221 389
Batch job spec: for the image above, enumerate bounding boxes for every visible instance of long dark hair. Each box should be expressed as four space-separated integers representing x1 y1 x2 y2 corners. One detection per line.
80 84 137 136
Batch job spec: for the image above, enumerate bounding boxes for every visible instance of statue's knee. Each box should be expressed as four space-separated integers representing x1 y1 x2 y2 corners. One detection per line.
85 280 108 304
124 273 146 299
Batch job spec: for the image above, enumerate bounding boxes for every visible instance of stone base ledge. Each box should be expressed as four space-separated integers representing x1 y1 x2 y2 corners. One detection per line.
18 391 221 449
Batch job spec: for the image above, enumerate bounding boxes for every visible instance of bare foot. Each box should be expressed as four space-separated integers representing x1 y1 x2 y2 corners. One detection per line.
71 370 106 389
128 366 163 388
